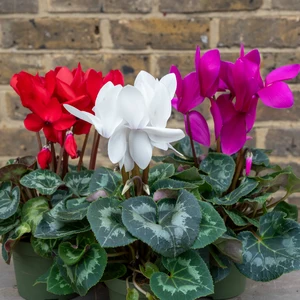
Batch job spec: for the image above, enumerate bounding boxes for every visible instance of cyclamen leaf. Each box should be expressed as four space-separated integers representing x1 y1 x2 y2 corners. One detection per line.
150 250 213 300
20 169 63 195
251 148 271 167
89 167 122 195
58 241 89 266
200 153 235 193
56 244 107 296
274 201 298 221
223 208 248 226
31 236 58 258
0 182 20 220
64 170 94 197
126 288 139 300
173 167 204 183
47 264 74 295
140 262 159 279
173 136 203 158
100 263 127 282
122 190 201 257
0 215 20 235
151 178 197 193
237 211 300 281
21 197 49 234
148 163 175 185
87 197 136 247
192 201 226 249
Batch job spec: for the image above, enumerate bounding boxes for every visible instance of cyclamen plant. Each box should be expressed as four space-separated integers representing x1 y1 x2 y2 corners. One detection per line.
1 45 300 300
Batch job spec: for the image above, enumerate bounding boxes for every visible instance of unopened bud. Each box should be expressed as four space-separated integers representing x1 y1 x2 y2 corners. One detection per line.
245 151 253 176
122 179 134 195
143 184 150 195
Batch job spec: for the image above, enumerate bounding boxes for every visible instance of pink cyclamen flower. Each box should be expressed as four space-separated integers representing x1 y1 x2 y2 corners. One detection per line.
245 151 253 176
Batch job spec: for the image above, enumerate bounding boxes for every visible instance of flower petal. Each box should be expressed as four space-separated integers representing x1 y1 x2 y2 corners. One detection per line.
199 49 221 98
170 65 183 98
53 114 76 131
258 81 294 109
265 64 300 85
64 104 94 124
129 130 152 170
119 85 148 129
108 126 129 164
185 111 210 147
160 73 177 99
210 99 222 139
24 113 44 132
221 113 247 155
143 127 185 144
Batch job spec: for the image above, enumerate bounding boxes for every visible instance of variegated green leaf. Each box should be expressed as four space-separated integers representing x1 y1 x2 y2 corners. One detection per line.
58 241 89 266
173 136 203 158
251 148 271 167
237 211 300 281
0 182 20 220
57 244 107 296
206 178 258 205
274 201 298 221
64 170 93 197
150 250 213 300
87 197 135 247
151 178 197 194
140 262 159 279
122 190 201 257
34 213 90 239
100 263 127 282
192 201 226 249
172 167 204 183
47 264 74 295
148 163 175 185
0 214 20 235
20 169 63 195
223 208 248 226
200 153 235 193
51 188 73 206
89 167 122 195
242 192 272 204
0 164 28 183
21 197 49 233
31 236 58 258
126 288 139 300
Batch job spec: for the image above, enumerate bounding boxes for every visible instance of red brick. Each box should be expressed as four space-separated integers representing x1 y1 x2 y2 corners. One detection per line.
0 0 38 13
219 18 300 48
110 18 210 50
160 0 262 13
1 18 101 50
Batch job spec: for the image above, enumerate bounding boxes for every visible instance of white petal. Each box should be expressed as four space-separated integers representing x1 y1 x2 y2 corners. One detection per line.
64 104 94 124
151 141 169 151
160 73 177 99
149 81 172 128
119 149 135 172
129 130 153 170
134 71 156 108
134 71 156 88
144 126 185 144
108 126 129 164
119 85 148 129
95 81 114 108
94 84 123 137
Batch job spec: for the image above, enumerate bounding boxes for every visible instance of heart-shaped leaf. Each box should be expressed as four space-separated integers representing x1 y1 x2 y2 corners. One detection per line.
58 241 89 266
148 163 175 185
57 244 107 296
223 208 248 226
274 201 298 221
87 197 135 247
173 167 204 183
140 262 159 279
20 169 64 195
21 197 49 233
31 236 58 258
51 188 73 206
34 213 90 239
200 153 235 193
47 264 74 295
192 201 226 249
173 136 203 158
251 148 271 167
237 211 300 281
0 164 28 183
0 215 20 235
89 167 122 195
122 190 201 257
64 170 94 197
0 182 20 220
151 178 197 194
150 250 213 300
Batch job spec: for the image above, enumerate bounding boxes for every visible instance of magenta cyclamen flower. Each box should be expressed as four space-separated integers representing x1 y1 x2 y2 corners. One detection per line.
211 46 300 155
170 65 210 147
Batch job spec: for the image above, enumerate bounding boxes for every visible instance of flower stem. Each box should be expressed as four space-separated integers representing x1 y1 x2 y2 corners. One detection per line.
133 272 147 296
142 165 149 185
132 164 142 196
50 142 57 172
89 130 100 170
216 137 221 153
229 149 246 192
107 251 129 258
186 112 199 168
77 132 89 171
56 144 64 175
62 150 69 178
36 132 42 151
121 167 130 199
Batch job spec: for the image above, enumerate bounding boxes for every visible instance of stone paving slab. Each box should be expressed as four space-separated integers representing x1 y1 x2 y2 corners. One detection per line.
1 258 300 299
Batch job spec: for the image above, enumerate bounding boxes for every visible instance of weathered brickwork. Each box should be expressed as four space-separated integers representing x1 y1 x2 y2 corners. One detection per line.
0 0 299 196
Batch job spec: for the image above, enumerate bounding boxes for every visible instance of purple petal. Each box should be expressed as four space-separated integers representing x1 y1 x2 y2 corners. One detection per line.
216 94 236 123
265 64 300 86
194 45 201 73
244 49 260 67
220 61 235 92
210 99 222 139
179 72 203 113
185 111 210 147
221 113 247 155
245 97 258 132
240 44 245 57
245 151 253 176
199 49 221 98
170 65 183 97
258 81 294 109
171 97 179 110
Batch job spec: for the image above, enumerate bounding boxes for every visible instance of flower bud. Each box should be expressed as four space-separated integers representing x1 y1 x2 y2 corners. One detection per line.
65 130 78 159
245 151 253 176
37 145 52 169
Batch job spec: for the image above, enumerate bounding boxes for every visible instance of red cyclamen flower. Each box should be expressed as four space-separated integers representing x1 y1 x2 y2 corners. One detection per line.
37 145 52 169
64 131 78 159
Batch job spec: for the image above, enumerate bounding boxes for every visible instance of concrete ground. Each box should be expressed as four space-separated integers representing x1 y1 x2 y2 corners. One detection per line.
1 258 300 300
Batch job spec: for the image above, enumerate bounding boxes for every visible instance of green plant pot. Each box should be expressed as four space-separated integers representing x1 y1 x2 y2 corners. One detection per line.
211 264 246 300
105 278 151 300
13 241 75 300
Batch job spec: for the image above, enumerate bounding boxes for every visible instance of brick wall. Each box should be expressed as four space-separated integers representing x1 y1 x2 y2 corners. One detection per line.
0 0 299 193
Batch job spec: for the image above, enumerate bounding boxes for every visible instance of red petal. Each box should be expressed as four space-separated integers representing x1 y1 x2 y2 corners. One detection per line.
45 70 56 96
73 120 92 135
56 79 76 102
24 113 44 132
43 126 59 143
64 134 78 159
10 74 19 94
56 67 73 85
53 113 76 131
85 69 104 102
104 70 124 86
37 148 52 169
